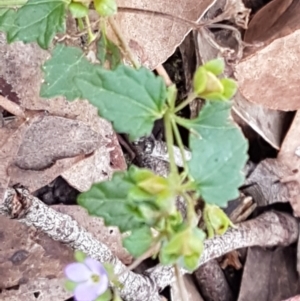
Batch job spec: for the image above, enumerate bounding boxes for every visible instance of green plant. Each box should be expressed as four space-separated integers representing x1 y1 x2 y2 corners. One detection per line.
0 0 248 299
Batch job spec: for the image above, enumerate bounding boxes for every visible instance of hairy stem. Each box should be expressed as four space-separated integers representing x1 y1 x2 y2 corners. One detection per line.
121 239 161 274
171 117 189 174
174 92 197 113
182 192 197 225
84 15 96 43
164 111 177 176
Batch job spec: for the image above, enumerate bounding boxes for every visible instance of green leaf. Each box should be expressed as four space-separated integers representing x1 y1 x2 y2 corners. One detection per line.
77 172 145 232
0 0 67 49
41 45 167 139
160 227 205 271
75 65 168 140
68 2 88 18
182 101 248 206
201 91 227 102
204 205 234 238
220 78 237 99
94 0 117 17
0 9 18 38
74 250 86 262
127 167 177 214
64 280 77 292
40 44 95 100
123 226 153 257
203 59 225 76
112 294 123 301
95 289 112 301
97 34 121 69
193 67 207 95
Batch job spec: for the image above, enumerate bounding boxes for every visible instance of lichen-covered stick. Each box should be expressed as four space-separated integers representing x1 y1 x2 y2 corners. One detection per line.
1 187 298 300
146 210 299 291
0 187 161 301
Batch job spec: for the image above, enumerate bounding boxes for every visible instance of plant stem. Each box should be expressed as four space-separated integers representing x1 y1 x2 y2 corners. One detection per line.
174 264 188 301
174 92 197 113
171 117 188 174
78 18 85 31
164 111 177 176
84 15 96 43
174 115 200 138
123 242 160 273
108 16 140 69
182 192 197 226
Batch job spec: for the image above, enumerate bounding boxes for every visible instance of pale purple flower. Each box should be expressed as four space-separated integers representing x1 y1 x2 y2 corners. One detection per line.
65 258 109 301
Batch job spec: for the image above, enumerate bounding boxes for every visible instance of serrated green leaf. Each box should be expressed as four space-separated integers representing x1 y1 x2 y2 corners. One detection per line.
0 0 67 49
40 45 167 139
40 44 95 100
77 172 145 232
182 101 248 206
97 34 121 69
123 226 153 257
75 65 168 140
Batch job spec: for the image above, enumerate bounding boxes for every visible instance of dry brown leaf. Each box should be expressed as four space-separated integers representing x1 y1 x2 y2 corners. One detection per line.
0 205 132 289
113 0 217 69
195 28 287 149
283 296 300 301
278 111 300 217
236 27 300 111
238 247 300 301
207 0 250 29
0 115 44 203
5 115 115 192
219 250 242 270
236 1 300 111
245 0 295 46
14 116 101 170
62 122 126 192
0 278 71 301
9 155 85 192
243 158 291 206
0 33 126 192
0 215 73 289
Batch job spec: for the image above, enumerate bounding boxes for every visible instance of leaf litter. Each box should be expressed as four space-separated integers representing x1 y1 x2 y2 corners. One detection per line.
1 0 300 300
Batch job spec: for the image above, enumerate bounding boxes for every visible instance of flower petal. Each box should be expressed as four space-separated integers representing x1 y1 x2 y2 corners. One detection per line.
74 281 100 301
84 258 107 277
96 274 109 296
64 262 91 282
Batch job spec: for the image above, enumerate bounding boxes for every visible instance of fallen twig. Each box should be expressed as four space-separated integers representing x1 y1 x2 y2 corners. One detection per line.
1 187 297 300
146 210 298 291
